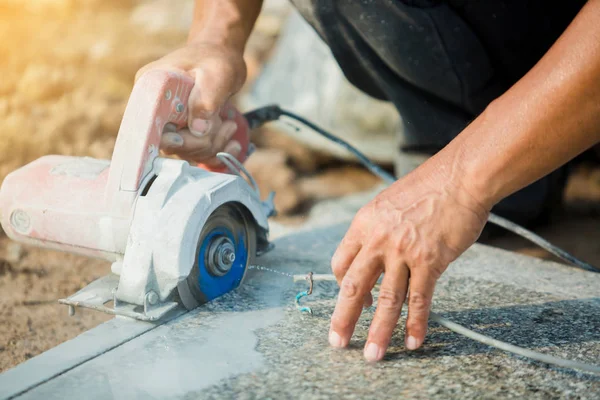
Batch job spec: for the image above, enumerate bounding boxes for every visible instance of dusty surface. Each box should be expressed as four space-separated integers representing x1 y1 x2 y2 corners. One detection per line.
1 164 598 374
6 225 600 399
0 0 599 377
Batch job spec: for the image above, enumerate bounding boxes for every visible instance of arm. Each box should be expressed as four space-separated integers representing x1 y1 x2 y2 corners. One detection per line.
188 0 263 52
330 0 600 362
452 0 600 209
136 0 263 165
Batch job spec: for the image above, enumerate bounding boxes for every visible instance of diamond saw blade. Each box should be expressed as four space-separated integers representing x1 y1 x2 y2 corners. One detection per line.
177 203 256 310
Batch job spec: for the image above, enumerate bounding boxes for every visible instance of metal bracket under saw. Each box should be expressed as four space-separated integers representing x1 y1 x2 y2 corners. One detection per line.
59 274 179 322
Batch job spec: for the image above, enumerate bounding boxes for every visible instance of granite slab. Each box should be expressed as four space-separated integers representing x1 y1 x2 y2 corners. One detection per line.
2 222 599 399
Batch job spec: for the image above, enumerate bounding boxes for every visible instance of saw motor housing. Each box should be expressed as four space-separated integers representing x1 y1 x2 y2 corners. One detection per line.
0 70 274 321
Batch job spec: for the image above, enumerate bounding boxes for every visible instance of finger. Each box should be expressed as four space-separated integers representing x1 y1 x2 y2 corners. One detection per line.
211 121 238 153
364 261 409 362
363 292 373 308
331 224 363 284
404 269 437 351
199 139 243 168
223 139 242 157
188 113 221 138
188 66 231 133
329 250 382 349
160 129 213 158
161 132 185 152
331 223 370 308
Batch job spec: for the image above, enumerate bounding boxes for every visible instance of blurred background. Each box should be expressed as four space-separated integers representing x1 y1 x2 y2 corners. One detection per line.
0 0 598 372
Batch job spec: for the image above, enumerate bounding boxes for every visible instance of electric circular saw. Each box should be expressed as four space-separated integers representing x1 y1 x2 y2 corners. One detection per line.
0 70 275 321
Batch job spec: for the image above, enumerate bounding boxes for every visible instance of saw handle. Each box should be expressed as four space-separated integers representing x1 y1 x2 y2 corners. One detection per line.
108 70 250 193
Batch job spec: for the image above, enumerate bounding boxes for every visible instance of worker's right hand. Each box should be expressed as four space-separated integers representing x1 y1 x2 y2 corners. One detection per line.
135 41 247 167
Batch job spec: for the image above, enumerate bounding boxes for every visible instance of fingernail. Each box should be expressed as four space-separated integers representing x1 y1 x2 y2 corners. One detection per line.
190 118 210 136
163 123 177 133
363 294 373 308
329 331 344 348
224 140 242 156
163 132 183 147
406 335 420 350
364 342 382 362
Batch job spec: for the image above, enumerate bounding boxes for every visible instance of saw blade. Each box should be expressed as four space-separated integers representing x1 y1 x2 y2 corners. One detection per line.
177 203 256 310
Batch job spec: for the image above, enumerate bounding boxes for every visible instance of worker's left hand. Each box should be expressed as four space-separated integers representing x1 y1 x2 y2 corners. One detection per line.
329 161 489 362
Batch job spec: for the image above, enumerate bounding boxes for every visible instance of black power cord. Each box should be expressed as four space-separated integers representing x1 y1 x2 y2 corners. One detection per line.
245 105 600 374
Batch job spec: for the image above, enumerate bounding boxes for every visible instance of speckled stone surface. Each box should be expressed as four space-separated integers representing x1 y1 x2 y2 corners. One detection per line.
9 221 600 399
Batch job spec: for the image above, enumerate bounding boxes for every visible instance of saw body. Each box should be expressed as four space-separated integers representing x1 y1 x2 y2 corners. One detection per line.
0 70 274 321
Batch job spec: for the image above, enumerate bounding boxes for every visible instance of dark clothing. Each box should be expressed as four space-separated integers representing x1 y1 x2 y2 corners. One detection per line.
290 0 586 150
289 0 587 223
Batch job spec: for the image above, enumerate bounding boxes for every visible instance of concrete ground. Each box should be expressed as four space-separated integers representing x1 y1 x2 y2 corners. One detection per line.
2 222 599 399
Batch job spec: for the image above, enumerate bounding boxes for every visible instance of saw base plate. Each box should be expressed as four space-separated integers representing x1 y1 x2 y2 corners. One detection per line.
59 273 181 322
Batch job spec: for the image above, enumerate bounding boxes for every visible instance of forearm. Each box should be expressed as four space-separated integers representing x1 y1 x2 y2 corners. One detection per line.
188 0 263 51
433 0 600 209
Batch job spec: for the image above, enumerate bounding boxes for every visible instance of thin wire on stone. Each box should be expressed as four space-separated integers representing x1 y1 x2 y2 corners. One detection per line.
248 265 315 313
248 265 294 277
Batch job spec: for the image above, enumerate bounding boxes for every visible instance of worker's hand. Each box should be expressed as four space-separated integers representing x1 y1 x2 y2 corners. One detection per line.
329 162 489 362
135 42 247 166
